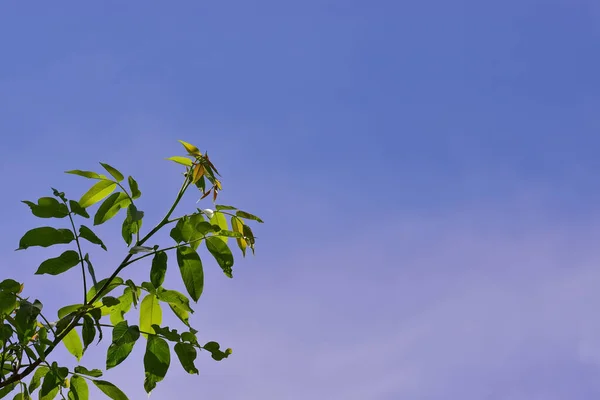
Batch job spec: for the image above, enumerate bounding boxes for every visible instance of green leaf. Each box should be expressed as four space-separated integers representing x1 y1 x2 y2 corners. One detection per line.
83 254 98 288
18 227 74 250
62 328 83 361
93 192 130 226
0 279 21 293
108 288 134 325
69 200 90 218
73 366 102 378
57 304 83 319
102 297 120 307
178 140 201 156
39 369 60 400
99 163 124 182
0 291 17 318
79 180 117 209
209 212 228 243
121 204 142 246
151 325 180 342
143 336 171 393
166 156 193 167
231 217 247 256
139 294 162 338
174 342 198 374
65 170 107 180
0 384 16 399
243 224 256 254
13 300 42 342
35 250 80 275
215 204 237 211
205 237 234 278
86 277 124 303
150 252 167 288
236 210 264 223
157 289 193 312
106 321 140 369
203 341 232 361
168 304 190 327
91 380 129 400
28 366 49 392
68 375 89 400
79 226 107 250
127 176 141 199
22 197 69 218
176 247 204 302
180 331 197 345
82 315 95 352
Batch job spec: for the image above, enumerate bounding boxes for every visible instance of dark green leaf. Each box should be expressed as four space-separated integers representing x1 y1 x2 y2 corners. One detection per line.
235 210 264 223
243 224 256 254
194 221 215 236
180 331 197 345
176 247 204 302
13 300 42 342
51 187 67 202
203 341 232 361
79 226 107 251
83 254 98 288
73 366 102 378
166 156 193 166
139 294 162 337
151 325 180 342
57 304 83 319
174 342 198 374
39 369 60 400
69 200 89 218
205 237 234 278
82 315 95 352
93 192 130 226
68 375 89 400
150 252 167 288
106 321 140 369
143 336 171 393
55 314 75 336
22 197 69 218
127 176 141 200
102 297 120 307
99 163 124 182
35 250 80 275
0 291 17 317
65 170 107 180
28 366 49 392
0 384 16 399
79 180 117 209
0 279 21 293
18 227 74 250
91 380 129 400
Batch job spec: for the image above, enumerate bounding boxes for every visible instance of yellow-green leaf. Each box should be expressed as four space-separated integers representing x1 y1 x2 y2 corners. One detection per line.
79 180 117 208
178 140 201 156
63 328 83 361
166 156 193 167
139 294 162 338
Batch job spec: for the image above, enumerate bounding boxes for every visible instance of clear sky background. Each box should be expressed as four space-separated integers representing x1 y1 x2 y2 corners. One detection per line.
1 1 600 399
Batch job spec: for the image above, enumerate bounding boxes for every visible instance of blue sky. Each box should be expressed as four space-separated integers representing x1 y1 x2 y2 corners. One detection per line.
1 0 600 398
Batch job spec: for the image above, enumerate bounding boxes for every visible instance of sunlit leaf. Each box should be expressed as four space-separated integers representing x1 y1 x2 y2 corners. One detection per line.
79 180 117 209
86 278 124 303
57 304 84 319
168 304 190 327
178 140 201 156
191 164 204 183
68 375 89 400
79 225 107 251
143 335 171 393
156 289 193 312
139 294 162 338
106 321 140 369
65 170 107 180
176 247 204 302
18 227 74 250
166 156 193 167
209 212 228 243
28 366 49 392
35 250 80 275
99 163 124 182
62 327 83 361
22 197 69 218
231 217 247 256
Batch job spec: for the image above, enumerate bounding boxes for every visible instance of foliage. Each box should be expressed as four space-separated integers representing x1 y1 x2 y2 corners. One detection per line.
0 140 262 399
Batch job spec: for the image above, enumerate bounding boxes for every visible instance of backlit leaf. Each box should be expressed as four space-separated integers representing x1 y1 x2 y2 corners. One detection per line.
139 294 162 338
65 170 107 180
79 180 117 209
94 192 130 226
28 366 49 392
231 217 247 256
209 212 228 243
62 327 83 361
157 289 193 312
99 163 124 182
68 375 89 400
166 156 193 167
178 140 201 156
18 227 74 250
86 277 124 303
35 250 80 275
